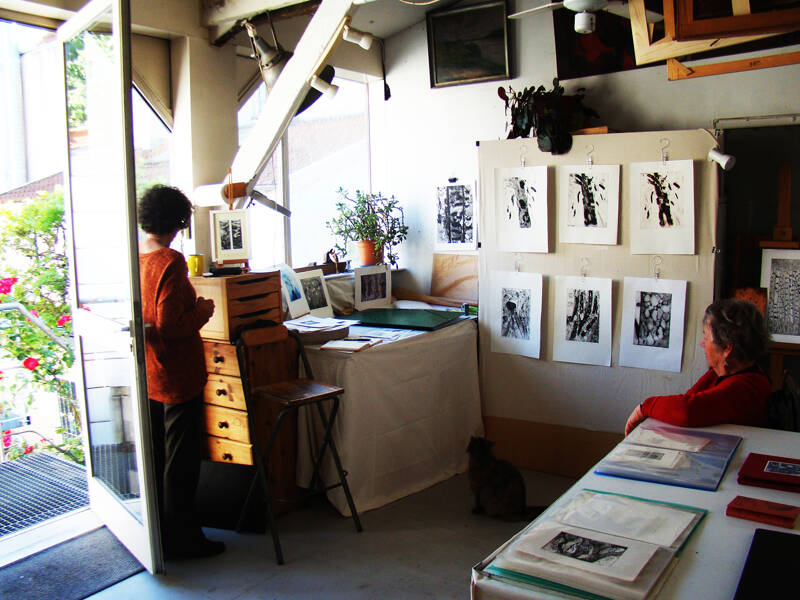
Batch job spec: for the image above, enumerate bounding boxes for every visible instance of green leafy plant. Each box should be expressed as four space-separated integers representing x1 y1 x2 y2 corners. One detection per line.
326 188 409 267
498 78 599 154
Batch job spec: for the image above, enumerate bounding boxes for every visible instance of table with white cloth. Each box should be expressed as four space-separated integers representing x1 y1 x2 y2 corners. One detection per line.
296 317 484 516
471 420 800 600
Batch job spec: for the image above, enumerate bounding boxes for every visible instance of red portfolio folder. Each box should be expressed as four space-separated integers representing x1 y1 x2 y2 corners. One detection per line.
726 495 800 528
737 453 800 493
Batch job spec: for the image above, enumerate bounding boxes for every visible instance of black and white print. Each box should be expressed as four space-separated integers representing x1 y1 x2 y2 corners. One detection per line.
544 531 627 566
436 183 475 246
503 176 534 229
301 276 327 310
360 272 387 302
218 216 243 250
767 258 800 336
566 288 600 343
567 172 608 229
501 287 531 340
634 291 672 348
765 461 800 476
639 170 686 230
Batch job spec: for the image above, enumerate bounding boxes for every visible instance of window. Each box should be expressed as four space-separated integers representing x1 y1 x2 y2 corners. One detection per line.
132 87 171 198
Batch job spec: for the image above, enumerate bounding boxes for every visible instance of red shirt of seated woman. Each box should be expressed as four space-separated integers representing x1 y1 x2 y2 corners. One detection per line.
625 304 771 435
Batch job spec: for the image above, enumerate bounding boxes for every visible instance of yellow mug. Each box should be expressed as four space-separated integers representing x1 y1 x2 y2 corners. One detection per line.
187 254 204 277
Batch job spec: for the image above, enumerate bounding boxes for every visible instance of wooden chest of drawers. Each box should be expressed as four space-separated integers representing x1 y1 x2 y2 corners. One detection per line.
189 272 283 343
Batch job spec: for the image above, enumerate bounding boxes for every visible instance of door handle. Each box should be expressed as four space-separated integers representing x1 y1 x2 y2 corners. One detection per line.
217 421 229 429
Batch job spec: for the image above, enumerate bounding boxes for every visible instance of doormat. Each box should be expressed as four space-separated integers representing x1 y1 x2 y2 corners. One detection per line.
0 526 143 600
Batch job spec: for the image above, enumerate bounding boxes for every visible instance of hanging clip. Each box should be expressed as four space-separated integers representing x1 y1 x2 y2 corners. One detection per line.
448 173 458 184
585 144 594 168
660 138 670 165
651 255 662 280
514 253 522 273
520 145 528 167
580 257 590 279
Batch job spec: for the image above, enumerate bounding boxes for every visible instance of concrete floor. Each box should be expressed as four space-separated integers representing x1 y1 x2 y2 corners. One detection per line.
87 469 576 599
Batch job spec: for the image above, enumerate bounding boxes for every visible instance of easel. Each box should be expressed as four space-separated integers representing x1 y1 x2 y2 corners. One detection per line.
759 161 800 389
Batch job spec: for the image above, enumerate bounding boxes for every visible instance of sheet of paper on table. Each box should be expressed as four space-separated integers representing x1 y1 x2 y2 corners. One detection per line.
627 426 710 453
348 325 422 341
286 316 352 329
607 444 685 470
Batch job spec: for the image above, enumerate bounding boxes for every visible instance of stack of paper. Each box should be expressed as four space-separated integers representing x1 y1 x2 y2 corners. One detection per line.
486 490 706 600
595 421 742 491
320 338 382 352
284 316 351 344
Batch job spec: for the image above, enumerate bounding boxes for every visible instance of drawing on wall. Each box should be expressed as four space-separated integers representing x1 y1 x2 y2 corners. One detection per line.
296 268 334 318
553 275 612 366
558 165 619 245
276 263 310 318
619 277 687 372
355 265 392 310
629 160 695 255
435 180 477 250
489 270 543 359
760 249 800 344
494 166 548 253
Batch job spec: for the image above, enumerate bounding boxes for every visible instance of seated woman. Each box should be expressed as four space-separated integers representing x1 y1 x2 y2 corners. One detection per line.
625 298 771 435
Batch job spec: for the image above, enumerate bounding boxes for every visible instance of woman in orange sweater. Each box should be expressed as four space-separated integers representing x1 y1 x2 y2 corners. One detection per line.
625 299 771 435
138 185 223 558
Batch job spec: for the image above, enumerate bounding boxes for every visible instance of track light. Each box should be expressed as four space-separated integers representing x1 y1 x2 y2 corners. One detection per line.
310 74 339 99
342 25 374 51
244 20 290 92
708 147 736 171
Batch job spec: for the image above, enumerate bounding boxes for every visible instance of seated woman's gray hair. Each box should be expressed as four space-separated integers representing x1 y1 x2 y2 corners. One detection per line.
703 298 768 365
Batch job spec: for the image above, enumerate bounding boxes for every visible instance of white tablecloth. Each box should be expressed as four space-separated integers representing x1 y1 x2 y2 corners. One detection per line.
297 318 484 516
471 420 800 600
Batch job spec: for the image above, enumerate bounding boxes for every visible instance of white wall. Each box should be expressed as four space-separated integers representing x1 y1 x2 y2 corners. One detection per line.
371 13 800 292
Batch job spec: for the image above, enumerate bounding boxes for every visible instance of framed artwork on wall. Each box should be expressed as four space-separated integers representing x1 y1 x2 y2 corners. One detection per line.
210 208 250 263
426 1 510 88
760 249 800 344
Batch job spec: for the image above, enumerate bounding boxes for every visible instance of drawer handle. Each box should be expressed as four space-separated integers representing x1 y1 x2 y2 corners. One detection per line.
215 388 227 396
222 452 233 461
217 421 229 429
213 355 224 363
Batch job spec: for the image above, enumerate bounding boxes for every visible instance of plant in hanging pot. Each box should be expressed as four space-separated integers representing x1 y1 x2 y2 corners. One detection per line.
326 188 409 267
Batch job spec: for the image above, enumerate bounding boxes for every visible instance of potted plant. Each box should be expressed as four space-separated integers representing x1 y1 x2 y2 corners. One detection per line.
326 188 409 267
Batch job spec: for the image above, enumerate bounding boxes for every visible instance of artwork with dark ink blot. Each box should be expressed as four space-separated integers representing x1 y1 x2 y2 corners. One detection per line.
361 272 387 302
501 287 531 340
640 170 686 229
567 172 608 228
767 258 800 336
436 183 474 246
218 217 243 250
544 531 627 566
301 276 327 310
566 288 600 343
634 291 672 348
503 177 533 229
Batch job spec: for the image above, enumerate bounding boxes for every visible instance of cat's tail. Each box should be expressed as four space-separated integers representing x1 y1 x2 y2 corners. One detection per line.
523 505 548 521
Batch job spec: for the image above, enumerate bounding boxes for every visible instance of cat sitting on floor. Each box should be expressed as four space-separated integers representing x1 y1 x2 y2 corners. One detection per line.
467 436 546 522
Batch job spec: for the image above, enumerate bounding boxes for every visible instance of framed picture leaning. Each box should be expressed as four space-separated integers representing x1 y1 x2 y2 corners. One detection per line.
426 1 510 88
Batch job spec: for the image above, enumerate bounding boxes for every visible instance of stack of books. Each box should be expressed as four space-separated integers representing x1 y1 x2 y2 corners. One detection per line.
484 490 706 600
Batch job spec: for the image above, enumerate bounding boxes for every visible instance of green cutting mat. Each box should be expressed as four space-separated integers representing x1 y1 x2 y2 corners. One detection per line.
340 308 467 330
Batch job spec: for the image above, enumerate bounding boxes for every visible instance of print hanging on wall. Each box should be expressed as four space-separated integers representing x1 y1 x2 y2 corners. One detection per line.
553 275 612 366
629 160 695 255
494 166 548 253
435 179 477 250
489 270 543 359
619 277 687 372
760 249 800 344
557 164 620 245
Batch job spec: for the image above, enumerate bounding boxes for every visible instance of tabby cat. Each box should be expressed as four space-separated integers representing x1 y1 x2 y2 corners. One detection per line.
467 436 546 522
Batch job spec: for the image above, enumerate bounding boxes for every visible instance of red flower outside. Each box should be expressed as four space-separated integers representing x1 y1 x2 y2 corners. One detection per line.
2 432 10 449
0 277 19 294
57 315 71 327
24 445 34 454
23 357 39 371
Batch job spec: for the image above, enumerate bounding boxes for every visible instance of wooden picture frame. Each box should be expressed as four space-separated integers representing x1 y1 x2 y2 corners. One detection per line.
210 209 250 263
673 0 800 41
426 1 510 88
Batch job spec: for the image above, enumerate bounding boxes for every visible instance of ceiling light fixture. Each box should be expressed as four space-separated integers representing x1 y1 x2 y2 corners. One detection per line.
342 24 374 51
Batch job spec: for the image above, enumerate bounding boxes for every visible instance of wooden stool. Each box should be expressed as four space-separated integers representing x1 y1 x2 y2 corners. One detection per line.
234 325 362 564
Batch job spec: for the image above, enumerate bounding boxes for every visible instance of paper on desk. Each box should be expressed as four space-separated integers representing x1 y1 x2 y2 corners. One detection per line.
515 524 659 582
627 426 710 453
607 444 685 469
557 491 696 547
349 326 421 341
285 316 351 329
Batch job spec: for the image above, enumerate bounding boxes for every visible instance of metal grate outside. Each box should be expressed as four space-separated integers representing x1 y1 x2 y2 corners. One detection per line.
0 453 88 537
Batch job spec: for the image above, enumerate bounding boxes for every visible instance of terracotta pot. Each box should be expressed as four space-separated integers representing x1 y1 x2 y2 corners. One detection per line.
354 240 383 266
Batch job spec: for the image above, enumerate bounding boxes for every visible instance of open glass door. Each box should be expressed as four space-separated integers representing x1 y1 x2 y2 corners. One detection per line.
57 0 162 574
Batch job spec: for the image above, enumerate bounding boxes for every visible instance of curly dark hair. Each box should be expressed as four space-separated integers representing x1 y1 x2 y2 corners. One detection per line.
704 299 768 364
137 185 192 235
